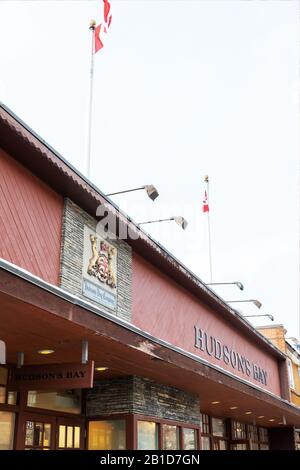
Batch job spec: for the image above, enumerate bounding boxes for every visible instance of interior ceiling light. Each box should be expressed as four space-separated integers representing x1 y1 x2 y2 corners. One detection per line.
95 367 108 372
211 401 220 404
230 406 238 410
37 349 55 355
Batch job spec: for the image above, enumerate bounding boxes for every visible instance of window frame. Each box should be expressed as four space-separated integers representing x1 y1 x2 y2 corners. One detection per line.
287 359 295 390
133 414 201 450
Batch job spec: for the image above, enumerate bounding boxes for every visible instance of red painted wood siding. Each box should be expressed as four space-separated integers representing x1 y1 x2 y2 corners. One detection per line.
0 149 63 285
132 252 281 396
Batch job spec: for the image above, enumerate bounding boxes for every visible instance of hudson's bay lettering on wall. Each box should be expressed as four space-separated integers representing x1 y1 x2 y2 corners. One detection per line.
82 226 117 310
9 362 94 390
194 326 268 386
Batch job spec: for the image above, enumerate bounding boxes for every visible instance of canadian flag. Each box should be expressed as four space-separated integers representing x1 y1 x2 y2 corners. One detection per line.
94 0 112 53
202 190 209 213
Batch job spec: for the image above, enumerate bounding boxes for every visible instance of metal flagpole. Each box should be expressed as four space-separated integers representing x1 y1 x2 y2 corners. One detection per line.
86 20 96 179
204 175 213 282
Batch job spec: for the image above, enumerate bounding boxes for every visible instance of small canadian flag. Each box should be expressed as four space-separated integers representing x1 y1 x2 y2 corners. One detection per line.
202 190 209 213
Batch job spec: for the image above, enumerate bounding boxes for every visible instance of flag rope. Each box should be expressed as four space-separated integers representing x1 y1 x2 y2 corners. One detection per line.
204 175 213 283
86 21 95 179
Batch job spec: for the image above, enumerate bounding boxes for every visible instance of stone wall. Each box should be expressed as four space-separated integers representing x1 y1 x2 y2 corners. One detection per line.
60 198 132 322
86 376 200 425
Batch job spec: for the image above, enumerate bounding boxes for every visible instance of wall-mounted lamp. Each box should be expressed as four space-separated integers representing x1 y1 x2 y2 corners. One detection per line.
106 185 159 201
207 281 244 291
138 216 188 230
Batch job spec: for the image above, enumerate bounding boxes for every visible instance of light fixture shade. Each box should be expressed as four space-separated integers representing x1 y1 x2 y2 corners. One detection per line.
268 314 274 322
145 185 159 201
253 299 262 309
174 216 188 230
236 282 244 291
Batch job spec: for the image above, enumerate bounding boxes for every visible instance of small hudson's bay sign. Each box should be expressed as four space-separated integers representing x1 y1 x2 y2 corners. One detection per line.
8 361 94 391
82 226 117 310
194 326 268 386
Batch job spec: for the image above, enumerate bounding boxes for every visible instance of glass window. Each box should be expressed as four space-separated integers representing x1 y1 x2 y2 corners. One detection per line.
88 420 126 450
201 436 211 450
260 444 269 450
24 420 51 450
211 417 226 437
43 424 51 447
58 425 66 448
137 421 158 450
232 443 247 450
27 390 81 414
0 412 15 450
182 428 197 450
162 424 179 450
58 425 81 449
66 426 73 448
200 413 210 434
259 427 268 443
213 438 227 450
287 359 295 389
0 387 5 404
7 391 17 405
247 424 258 442
232 420 246 439
218 439 228 450
74 427 80 449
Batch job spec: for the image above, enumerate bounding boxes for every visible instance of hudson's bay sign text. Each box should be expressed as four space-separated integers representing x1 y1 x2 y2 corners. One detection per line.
194 326 268 386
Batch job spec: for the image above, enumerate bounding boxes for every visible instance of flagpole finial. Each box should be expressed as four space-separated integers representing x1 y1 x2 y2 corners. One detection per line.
89 19 96 30
204 175 209 183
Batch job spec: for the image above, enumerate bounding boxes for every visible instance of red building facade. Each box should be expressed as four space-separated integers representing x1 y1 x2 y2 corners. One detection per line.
0 103 299 451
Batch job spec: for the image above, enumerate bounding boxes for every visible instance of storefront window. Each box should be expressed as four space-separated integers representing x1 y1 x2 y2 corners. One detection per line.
162 424 179 450
200 413 210 434
258 427 269 450
0 412 15 450
88 420 126 450
0 387 5 404
211 417 226 437
213 438 227 450
137 421 158 450
201 436 211 450
231 443 247 450
247 424 258 442
0 367 17 405
295 430 300 450
182 428 197 450
27 390 81 414
232 420 246 439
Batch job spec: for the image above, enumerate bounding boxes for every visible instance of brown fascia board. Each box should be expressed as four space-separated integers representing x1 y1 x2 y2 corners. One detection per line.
0 103 285 361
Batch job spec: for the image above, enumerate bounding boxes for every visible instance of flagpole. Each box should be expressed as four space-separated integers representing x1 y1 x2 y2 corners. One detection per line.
86 20 96 180
204 175 213 282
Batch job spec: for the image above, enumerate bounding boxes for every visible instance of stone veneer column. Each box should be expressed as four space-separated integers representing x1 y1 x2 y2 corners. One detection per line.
59 198 132 322
86 376 200 426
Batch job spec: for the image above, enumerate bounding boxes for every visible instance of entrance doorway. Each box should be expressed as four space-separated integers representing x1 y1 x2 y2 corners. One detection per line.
21 413 85 450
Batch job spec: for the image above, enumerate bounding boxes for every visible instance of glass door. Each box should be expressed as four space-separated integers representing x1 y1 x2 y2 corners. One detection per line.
22 413 55 450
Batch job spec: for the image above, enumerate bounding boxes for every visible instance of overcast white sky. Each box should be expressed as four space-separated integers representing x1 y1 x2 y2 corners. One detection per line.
0 0 299 339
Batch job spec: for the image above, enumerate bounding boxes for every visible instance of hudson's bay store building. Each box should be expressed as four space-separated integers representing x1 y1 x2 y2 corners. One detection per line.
0 103 300 451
